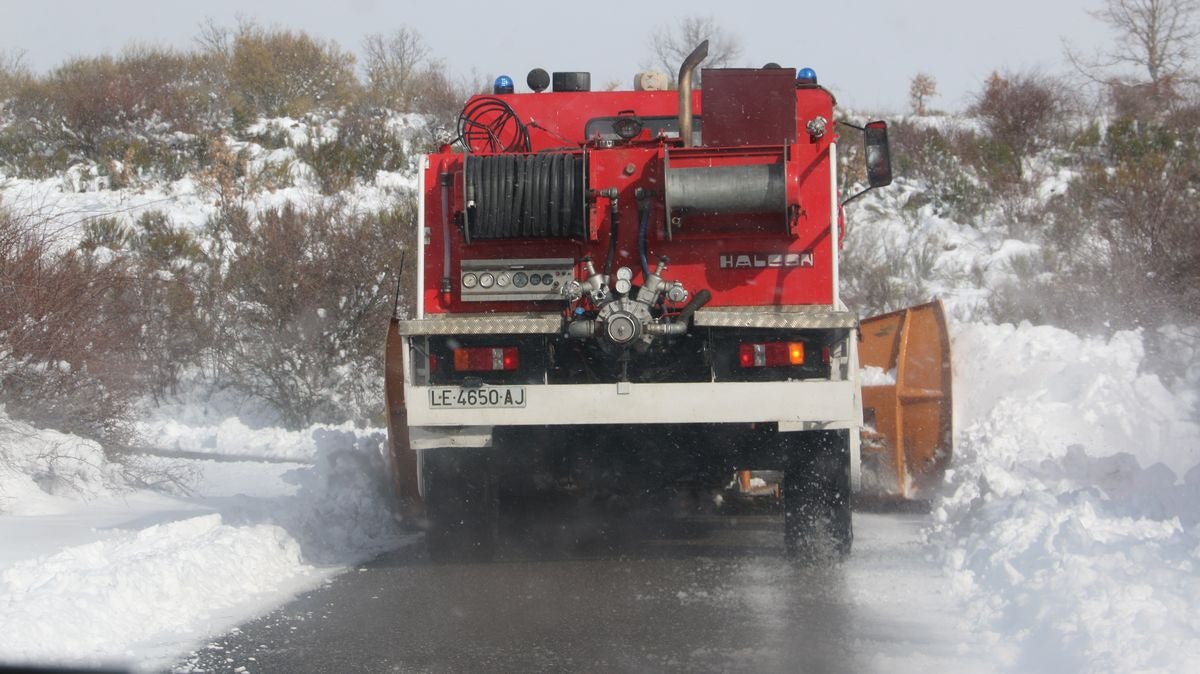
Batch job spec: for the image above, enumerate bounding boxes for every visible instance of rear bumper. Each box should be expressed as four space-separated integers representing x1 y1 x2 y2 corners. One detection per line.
405 379 859 428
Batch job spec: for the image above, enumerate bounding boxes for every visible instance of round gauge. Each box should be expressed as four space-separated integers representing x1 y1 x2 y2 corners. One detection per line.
513 272 529 288
478 272 496 289
615 278 632 295
530 274 542 286
496 272 511 288
616 266 633 281
540 273 554 286
461 273 478 289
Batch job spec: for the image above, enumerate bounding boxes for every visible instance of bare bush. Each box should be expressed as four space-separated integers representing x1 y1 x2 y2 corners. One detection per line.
0 49 31 102
972 71 1063 172
1075 128 1198 323
0 206 143 448
363 27 432 113
295 106 408 194
887 120 990 222
1 47 215 180
228 25 359 118
125 211 214 399
210 198 416 427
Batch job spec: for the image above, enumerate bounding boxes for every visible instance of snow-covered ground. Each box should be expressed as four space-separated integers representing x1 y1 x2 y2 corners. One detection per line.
2 114 1198 672
930 322 1200 674
3 319 1194 672
0 408 411 670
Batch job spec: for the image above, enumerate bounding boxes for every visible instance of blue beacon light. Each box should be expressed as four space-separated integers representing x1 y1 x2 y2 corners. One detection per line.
493 75 515 94
797 68 818 85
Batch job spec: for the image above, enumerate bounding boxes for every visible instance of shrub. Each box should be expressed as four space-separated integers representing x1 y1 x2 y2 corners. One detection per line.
123 211 213 400
295 106 408 194
973 71 1062 161
0 49 32 103
79 217 133 253
228 26 359 118
887 121 990 222
1 48 216 180
0 206 143 447
362 27 432 113
210 197 416 427
1014 118 1200 330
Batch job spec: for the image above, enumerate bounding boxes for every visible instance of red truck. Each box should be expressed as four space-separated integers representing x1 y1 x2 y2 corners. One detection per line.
385 43 952 561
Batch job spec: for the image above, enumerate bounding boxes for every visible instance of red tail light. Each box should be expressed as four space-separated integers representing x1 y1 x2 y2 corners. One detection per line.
738 342 805 368
453 346 520 372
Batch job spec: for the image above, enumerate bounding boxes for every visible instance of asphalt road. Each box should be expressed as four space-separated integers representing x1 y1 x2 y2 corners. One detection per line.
179 506 990 674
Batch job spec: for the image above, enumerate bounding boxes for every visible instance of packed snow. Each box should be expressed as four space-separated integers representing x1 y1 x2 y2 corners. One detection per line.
0 407 410 670
931 322 1200 673
5 319 1195 671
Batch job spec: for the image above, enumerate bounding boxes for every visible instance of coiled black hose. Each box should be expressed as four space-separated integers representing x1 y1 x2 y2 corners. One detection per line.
456 97 531 154
464 154 585 239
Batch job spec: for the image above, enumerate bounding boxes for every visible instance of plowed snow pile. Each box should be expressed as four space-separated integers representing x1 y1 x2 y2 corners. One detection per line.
0 411 404 668
931 322 1200 673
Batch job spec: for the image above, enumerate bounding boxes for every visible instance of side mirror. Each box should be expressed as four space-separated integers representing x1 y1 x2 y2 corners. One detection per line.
839 119 894 206
864 120 892 188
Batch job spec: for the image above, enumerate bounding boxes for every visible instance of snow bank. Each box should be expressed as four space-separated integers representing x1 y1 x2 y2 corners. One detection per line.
929 322 1200 673
0 410 406 668
0 514 311 666
0 409 123 515
138 415 329 462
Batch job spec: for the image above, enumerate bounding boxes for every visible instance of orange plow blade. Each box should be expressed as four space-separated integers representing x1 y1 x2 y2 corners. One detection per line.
385 317 422 520
858 300 953 500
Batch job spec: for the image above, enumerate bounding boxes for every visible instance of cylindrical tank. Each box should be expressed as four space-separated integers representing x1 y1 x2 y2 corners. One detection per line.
665 163 785 213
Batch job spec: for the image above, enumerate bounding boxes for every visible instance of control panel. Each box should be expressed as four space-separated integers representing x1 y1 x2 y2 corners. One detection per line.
460 258 575 302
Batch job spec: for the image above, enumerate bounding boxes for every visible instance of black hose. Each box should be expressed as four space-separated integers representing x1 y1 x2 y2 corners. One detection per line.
601 190 619 280
676 289 712 325
455 97 530 153
463 154 584 239
636 191 651 282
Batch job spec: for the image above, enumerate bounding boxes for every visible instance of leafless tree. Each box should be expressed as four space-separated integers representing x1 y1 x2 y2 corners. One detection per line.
363 26 432 112
1067 0 1200 109
0 49 30 100
1096 0 1199 84
646 15 743 87
194 18 232 61
909 73 938 115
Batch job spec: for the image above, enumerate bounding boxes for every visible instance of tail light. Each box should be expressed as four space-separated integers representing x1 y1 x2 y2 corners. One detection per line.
738 342 805 368
453 346 520 372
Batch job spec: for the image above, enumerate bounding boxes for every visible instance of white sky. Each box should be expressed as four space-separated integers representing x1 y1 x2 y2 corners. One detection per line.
0 0 1111 112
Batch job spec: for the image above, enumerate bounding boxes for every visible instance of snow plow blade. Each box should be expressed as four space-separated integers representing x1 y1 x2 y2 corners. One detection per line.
858 300 953 500
385 316 422 521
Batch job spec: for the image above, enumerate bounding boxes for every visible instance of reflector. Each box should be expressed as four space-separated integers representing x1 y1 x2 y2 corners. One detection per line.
738 341 806 368
453 347 520 372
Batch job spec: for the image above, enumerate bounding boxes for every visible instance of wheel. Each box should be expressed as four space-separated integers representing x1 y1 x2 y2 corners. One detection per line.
422 447 499 562
782 430 852 560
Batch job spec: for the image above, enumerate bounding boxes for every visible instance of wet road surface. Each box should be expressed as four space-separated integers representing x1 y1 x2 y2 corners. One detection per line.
179 508 991 673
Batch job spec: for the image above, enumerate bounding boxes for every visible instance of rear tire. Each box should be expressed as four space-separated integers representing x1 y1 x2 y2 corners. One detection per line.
783 430 852 560
422 447 498 563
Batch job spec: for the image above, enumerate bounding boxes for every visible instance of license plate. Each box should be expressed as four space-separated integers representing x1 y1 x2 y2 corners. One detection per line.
428 386 527 409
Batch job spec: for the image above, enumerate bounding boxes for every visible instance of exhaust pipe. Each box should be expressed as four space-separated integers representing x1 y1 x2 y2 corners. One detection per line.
677 40 709 148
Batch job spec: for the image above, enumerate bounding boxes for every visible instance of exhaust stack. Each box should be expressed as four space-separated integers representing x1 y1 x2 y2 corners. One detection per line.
677 40 709 148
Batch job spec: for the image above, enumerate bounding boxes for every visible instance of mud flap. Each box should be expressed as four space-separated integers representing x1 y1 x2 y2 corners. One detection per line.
386 317 423 521
858 300 953 500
